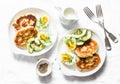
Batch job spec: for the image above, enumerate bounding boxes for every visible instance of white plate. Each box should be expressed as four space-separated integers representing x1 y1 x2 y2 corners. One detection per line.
58 28 106 77
9 8 57 56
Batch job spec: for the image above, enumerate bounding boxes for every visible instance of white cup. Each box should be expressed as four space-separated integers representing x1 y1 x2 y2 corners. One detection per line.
59 7 79 27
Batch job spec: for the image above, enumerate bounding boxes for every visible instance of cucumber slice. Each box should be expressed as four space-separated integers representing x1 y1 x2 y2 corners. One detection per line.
76 41 84 46
27 38 45 53
81 30 92 41
27 38 35 44
35 38 40 45
28 47 33 54
30 43 36 49
74 29 87 38
30 43 45 52
75 29 82 35
79 29 87 37
34 44 45 52
26 43 33 54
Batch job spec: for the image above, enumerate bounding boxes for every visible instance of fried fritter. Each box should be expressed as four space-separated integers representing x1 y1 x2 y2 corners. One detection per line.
75 39 98 58
14 26 38 47
76 53 101 71
13 14 37 30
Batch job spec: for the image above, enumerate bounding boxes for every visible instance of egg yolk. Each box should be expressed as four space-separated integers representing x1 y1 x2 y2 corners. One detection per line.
67 40 75 50
61 53 70 62
41 16 48 25
40 34 47 41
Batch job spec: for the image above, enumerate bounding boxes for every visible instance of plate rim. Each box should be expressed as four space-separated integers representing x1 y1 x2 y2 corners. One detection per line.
57 28 106 77
8 7 58 56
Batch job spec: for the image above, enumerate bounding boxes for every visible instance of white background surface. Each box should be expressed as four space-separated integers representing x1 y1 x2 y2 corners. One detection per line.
1 0 120 84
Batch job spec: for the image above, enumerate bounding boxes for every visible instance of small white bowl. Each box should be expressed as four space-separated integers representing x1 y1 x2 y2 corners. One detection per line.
36 58 52 76
60 7 78 27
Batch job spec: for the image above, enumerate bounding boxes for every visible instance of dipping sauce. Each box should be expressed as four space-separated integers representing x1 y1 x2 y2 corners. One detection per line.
64 8 76 19
39 63 48 73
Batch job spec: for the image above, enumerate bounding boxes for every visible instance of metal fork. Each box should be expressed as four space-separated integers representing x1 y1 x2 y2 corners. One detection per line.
96 5 112 50
96 5 118 43
83 7 112 50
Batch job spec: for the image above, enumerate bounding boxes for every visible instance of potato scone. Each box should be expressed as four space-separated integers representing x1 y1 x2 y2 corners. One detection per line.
76 53 101 71
75 39 98 58
14 26 38 47
13 14 37 30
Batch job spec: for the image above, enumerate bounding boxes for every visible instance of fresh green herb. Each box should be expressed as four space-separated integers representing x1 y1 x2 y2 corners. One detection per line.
75 29 82 35
69 56 73 63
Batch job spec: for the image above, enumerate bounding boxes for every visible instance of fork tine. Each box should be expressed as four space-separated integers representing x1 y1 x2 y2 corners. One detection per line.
86 7 94 16
96 5 103 17
96 6 99 17
83 7 95 19
96 5 100 17
83 8 91 19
